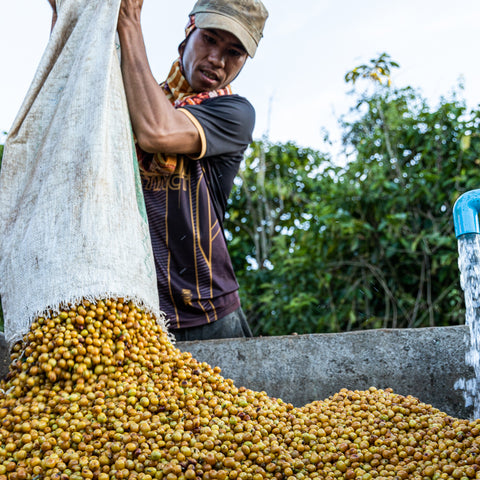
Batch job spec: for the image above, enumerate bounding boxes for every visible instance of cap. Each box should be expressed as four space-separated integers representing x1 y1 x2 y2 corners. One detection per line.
189 0 268 58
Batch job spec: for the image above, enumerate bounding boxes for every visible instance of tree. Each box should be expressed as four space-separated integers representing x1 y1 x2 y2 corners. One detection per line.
225 140 330 335
227 55 480 336
344 52 399 87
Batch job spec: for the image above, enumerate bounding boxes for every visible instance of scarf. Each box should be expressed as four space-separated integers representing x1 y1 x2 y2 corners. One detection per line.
137 15 233 176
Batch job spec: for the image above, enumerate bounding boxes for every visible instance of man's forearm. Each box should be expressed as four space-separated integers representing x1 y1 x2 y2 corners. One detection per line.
117 16 200 155
118 19 171 149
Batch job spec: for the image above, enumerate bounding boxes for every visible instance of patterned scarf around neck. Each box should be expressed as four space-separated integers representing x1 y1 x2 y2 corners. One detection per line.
137 15 233 176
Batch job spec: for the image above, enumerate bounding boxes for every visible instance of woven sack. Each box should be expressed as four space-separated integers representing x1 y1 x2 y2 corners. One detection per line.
0 0 163 346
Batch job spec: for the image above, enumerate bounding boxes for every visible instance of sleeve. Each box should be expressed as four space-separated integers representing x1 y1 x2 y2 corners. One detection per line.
178 95 255 160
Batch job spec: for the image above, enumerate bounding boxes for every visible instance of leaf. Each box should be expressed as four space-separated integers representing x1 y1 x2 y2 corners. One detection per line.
460 134 471 151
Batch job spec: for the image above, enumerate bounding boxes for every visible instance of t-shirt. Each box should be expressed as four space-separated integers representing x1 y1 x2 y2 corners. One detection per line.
140 94 255 330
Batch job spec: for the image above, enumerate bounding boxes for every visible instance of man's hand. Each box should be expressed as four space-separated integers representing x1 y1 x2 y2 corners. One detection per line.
118 0 144 32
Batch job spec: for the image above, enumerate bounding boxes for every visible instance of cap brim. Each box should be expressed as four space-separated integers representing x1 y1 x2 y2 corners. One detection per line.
194 12 257 58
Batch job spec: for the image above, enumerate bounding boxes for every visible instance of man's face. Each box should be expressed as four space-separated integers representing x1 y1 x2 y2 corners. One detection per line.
180 28 248 92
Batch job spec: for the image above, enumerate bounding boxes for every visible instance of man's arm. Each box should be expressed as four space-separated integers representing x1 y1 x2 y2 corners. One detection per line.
117 0 201 155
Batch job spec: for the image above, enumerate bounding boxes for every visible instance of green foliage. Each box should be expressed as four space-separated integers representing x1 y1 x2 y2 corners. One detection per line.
345 52 399 87
227 58 480 336
225 140 328 334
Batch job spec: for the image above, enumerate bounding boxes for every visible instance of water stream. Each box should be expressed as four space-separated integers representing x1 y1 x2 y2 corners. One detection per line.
455 233 480 419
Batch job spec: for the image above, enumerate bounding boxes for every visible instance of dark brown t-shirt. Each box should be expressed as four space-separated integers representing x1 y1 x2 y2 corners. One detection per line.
140 95 255 330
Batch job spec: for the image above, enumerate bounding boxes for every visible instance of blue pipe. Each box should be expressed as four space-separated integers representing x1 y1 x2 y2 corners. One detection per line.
453 190 480 238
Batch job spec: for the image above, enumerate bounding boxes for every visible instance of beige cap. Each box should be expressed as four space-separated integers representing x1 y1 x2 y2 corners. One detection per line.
189 0 269 58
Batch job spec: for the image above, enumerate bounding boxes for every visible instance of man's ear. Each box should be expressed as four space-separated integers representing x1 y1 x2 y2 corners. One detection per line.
231 57 248 84
178 39 186 59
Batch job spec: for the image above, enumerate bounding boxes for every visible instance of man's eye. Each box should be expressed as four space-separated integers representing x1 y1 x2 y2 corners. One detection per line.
204 34 216 44
229 49 243 57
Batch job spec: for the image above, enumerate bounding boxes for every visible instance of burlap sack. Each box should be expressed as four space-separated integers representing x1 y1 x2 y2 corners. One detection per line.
0 0 162 346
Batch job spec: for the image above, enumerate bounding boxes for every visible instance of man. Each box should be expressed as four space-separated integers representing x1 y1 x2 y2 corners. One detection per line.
117 0 268 342
50 0 268 341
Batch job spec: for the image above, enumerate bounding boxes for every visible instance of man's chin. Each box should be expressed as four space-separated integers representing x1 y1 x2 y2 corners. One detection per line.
191 76 224 93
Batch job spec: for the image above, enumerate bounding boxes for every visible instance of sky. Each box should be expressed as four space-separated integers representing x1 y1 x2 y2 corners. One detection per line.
2 0 480 158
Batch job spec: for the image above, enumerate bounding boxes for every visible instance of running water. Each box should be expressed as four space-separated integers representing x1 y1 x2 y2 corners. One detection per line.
455 233 480 419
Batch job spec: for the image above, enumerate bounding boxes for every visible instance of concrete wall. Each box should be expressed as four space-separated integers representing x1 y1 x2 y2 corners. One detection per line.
177 326 474 419
0 325 474 419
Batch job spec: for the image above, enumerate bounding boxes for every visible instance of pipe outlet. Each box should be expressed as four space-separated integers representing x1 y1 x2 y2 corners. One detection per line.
453 190 480 238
